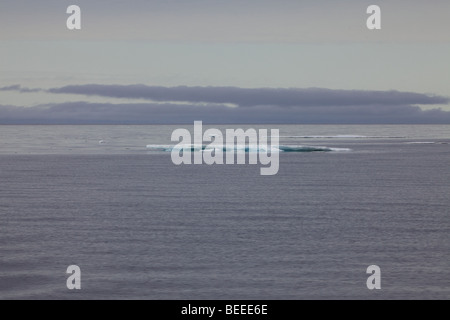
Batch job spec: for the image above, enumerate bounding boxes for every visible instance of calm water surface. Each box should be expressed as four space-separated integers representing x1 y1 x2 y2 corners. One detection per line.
0 125 449 299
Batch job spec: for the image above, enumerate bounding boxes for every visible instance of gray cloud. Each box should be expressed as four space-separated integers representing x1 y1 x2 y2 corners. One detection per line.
0 84 42 93
1 101 450 124
0 85 21 91
47 85 449 107
2 84 449 124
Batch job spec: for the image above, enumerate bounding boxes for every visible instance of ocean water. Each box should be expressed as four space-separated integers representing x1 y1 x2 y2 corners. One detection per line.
0 124 449 299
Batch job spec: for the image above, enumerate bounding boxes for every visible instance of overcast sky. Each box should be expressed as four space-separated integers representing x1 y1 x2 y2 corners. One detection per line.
1 0 449 124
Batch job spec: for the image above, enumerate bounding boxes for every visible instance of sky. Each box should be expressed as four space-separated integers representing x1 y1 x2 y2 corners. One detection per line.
0 0 449 124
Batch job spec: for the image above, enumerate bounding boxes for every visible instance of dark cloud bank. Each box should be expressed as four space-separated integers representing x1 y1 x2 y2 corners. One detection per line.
48 84 449 107
1 84 450 124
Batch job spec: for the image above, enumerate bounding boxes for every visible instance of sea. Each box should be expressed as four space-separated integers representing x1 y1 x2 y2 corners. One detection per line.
0 124 449 299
